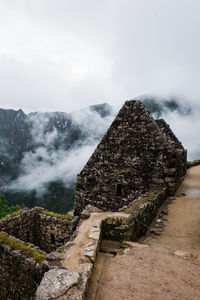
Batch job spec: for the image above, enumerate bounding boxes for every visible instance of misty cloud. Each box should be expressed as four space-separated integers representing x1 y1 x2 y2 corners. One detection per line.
8 145 95 194
160 108 200 161
7 107 115 194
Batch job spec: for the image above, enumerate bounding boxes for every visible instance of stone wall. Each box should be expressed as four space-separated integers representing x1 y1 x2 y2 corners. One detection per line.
0 231 49 300
36 210 74 253
102 187 168 241
75 100 187 215
156 119 184 149
0 208 37 246
0 208 75 299
0 207 74 253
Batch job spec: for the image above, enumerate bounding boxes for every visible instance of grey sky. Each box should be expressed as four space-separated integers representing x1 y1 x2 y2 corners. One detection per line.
0 0 200 112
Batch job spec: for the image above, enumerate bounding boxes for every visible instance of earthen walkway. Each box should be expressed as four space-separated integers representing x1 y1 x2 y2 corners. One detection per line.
86 166 200 300
146 165 200 256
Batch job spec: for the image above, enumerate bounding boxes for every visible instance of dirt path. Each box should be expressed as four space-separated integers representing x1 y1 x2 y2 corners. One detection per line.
86 166 200 300
146 165 200 257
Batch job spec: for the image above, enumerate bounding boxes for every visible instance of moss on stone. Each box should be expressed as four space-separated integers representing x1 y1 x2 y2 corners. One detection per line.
59 247 65 253
0 231 47 263
124 188 163 214
0 210 23 222
42 210 73 221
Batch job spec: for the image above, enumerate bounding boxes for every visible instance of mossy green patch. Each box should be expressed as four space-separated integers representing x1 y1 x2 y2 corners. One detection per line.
42 210 73 221
59 247 65 253
0 209 23 221
124 188 163 214
0 231 47 263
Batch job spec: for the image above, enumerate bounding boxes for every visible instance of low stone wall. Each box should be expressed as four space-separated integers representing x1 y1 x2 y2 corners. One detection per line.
187 160 200 168
102 187 168 241
35 210 104 300
36 210 74 253
0 208 37 245
0 231 49 300
0 208 76 299
163 148 187 195
0 207 74 253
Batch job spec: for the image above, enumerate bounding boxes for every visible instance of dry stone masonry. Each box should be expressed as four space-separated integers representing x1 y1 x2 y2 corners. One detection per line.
0 207 75 299
75 100 187 215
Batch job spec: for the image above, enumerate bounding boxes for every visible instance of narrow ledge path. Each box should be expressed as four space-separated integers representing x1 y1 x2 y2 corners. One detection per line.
86 166 200 300
146 165 200 257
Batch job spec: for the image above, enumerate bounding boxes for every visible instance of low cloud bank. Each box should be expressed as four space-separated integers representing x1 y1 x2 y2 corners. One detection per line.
7 106 116 195
160 108 200 161
6 99 200 196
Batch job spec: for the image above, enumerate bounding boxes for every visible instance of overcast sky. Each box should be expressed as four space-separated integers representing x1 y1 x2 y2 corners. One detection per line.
0 0 200 113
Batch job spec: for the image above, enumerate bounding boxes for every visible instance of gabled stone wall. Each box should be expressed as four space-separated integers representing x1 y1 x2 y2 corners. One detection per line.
156 119 184 149
74 100 187 215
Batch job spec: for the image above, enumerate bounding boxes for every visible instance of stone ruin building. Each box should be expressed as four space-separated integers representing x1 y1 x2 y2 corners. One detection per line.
75 100 187 214
0 100 187 300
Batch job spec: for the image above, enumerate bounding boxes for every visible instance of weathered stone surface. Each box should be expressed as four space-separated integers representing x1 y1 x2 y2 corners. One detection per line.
102 188 168 241
81 205 103 219
35 269 80 300
84 243 97 262
0 233 49 300
0 207 75 299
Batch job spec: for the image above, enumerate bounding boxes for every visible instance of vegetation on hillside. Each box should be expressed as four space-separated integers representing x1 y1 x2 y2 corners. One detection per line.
0 194 21 218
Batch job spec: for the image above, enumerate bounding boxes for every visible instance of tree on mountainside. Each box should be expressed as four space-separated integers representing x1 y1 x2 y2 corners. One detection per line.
0 193 20 218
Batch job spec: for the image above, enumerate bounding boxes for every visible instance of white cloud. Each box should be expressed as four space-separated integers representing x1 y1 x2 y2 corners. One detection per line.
7 107 115 194
161 109 200 161
8 145 95 193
